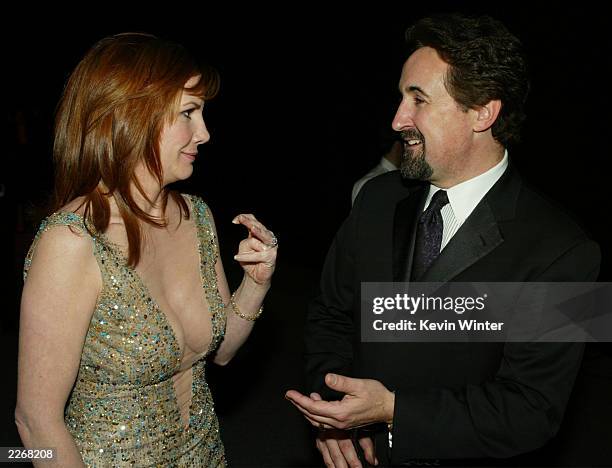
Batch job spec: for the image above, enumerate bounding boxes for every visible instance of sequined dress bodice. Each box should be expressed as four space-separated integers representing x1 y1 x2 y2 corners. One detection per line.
24 195 227 467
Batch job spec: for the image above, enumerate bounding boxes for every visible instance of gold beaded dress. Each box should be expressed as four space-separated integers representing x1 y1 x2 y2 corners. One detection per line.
24 195 227 467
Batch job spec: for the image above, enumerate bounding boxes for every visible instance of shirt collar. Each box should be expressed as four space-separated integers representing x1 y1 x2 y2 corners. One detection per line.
425 150 509 223
379 157 398 171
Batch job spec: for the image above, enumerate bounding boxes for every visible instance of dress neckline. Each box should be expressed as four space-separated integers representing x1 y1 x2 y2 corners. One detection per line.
56 194 215 366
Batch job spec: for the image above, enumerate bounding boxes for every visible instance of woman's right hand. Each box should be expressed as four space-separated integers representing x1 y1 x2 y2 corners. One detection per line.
232 213 278 286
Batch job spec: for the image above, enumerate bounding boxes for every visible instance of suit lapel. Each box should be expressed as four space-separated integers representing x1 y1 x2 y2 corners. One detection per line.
391 163 521 283
392 185 427 281
420 163 521 282
421 199 503 282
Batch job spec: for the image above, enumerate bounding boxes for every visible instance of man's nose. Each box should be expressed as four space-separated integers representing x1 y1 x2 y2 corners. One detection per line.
391 100 414 131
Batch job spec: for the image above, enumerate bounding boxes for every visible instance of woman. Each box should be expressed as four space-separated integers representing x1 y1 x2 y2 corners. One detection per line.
15 33 277 466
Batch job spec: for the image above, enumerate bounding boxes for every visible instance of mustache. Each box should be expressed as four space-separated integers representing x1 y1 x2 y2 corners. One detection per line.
400 129 424 141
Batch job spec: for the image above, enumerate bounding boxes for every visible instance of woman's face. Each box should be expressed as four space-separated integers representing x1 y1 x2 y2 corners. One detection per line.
158 75 210 185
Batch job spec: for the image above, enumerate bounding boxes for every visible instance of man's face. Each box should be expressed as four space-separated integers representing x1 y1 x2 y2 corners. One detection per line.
392 47 477 188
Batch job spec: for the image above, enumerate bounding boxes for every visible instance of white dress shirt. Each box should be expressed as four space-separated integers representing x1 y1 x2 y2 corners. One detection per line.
423 150 508 252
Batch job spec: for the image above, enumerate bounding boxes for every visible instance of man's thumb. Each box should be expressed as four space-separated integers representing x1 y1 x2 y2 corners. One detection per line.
325 373 353 392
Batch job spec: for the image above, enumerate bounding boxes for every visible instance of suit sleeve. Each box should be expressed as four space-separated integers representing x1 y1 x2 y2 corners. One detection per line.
304 201 363 400
391 238 601 462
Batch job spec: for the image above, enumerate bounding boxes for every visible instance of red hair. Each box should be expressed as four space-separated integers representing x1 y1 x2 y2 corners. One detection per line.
53 32 219 266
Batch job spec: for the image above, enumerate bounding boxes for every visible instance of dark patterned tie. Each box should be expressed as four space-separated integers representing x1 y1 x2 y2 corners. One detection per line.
411 190 449 281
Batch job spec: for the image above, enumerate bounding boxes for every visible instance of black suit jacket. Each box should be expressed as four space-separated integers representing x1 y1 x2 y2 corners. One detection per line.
304 164 601 465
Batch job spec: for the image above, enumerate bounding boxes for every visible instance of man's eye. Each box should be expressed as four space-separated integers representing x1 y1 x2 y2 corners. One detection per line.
414 97 425 105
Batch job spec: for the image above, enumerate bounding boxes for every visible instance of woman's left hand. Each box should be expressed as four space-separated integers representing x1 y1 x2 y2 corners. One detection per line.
232 214 277 285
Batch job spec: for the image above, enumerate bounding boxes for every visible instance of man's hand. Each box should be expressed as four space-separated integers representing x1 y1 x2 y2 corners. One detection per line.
285 373 395 430
312 392 378 467
316 427 378 468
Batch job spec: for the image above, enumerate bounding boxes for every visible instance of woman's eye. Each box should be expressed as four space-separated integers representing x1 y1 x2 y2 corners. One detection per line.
182 109 195 119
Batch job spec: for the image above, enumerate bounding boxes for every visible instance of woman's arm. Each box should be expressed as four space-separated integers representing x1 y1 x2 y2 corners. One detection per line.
15 225 101 467
209 213 276 366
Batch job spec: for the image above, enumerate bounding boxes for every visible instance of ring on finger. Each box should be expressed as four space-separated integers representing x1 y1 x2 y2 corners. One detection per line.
264 232 278 248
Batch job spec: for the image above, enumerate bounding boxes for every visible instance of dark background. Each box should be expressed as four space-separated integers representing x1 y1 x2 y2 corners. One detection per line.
2 3 611 467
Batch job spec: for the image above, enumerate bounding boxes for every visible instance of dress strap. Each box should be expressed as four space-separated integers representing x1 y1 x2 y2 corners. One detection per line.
183 194 226 350
186 194 219 262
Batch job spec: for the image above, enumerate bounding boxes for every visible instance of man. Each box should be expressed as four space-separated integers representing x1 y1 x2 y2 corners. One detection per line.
286 13 600 467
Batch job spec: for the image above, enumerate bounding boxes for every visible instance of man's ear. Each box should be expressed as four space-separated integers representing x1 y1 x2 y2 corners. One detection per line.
473 99 502 133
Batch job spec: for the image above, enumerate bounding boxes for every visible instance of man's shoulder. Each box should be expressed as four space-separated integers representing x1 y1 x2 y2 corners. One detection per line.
488 165 593 241
515 182 592 239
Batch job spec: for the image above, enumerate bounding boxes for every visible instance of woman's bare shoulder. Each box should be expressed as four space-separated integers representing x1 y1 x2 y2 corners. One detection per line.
23 218 101 302
25 196 98 281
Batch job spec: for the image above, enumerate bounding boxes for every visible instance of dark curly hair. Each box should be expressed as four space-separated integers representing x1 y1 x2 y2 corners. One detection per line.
405 13 529 146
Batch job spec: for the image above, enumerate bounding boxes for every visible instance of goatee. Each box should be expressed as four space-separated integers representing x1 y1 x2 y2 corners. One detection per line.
399 129 432 181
